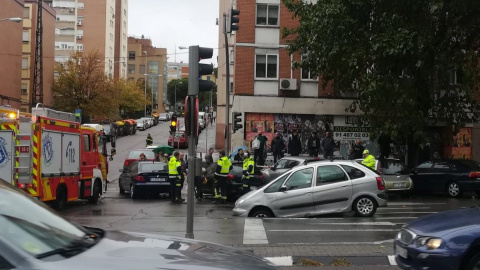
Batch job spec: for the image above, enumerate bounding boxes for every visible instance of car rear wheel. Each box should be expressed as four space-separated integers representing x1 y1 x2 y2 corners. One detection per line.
447 182 462 198
465 251 480 270
353 196 377 217
130 185 139 199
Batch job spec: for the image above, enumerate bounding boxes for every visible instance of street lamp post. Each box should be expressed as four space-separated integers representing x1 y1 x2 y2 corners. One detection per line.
174 45 188 63
143 51 148 117
0 17 22 23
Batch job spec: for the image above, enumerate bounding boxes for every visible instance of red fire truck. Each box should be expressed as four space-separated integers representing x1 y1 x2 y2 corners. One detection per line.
0 106 116 210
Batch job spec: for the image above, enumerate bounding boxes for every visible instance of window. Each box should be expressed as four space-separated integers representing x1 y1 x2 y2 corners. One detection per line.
449 70 463 85
380 160 406 175
284 168 313 190
139 65 145 74
22 31 29 43
0 254 13 269
21 83 27 95
23 7 30 18
77 45 83 52
341 165 366 179
287 160 300 168
301 55 317 80
255 54 278 79
417 161 433 169
83 135 91 152
433 161 452 172
128 51 135 60
148 61 159 74
317 165 348 185
128 64 135 74
256 4 279 26
22 58 28 69
265 174 289 193
273 158 289 169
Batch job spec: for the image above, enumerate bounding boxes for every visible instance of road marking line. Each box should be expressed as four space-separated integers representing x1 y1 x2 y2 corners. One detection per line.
264 256 293 266
388 255 397 265
310 222 396 226
275 239 395 245
373 217 416 220
381 207 431 210
376 212 437 214
268 229 398 232
388 202 446 205
243 218 268 244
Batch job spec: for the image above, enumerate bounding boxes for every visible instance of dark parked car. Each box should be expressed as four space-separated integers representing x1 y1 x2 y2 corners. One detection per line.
119 161 169 199
0 180 277 270
395 207 480 270
410 159 480 197
262 156 320 183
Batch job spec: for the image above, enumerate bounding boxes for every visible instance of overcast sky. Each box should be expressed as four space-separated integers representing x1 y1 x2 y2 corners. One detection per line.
128 0 220 65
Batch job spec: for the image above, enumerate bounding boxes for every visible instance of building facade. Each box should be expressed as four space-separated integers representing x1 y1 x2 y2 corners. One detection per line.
114 0 128 78
163 62 188 111
127 36 167 113
50 0 125 78
0 0 24 109
22 0 56 112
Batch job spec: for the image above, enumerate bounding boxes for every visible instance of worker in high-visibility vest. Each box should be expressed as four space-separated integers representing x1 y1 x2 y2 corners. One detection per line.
214 150 232 202
168 152 184 204
242 152 255 193
362 149 376 170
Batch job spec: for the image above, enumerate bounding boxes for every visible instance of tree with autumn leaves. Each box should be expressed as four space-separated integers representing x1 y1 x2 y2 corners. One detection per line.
52 52 149 121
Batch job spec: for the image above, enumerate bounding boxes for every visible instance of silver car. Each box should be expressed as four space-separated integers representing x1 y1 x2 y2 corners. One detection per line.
233 160 388 218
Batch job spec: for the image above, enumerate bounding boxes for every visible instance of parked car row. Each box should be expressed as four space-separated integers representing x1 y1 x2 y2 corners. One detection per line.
135 117 157 131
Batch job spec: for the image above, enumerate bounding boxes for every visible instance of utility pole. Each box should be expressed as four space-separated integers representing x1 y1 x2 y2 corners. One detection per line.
32 0 44 107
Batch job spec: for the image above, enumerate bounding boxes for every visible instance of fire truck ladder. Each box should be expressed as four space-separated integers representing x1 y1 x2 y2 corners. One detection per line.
16 118 33 184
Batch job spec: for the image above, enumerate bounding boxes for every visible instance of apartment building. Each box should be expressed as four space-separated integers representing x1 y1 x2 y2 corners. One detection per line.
127 36 167 113
50 0 127 78
217 0 366 157
0 0 24 109
21 0 55 112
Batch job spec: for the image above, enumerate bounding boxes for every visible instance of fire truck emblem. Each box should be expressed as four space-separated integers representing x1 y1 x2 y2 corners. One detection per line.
42 134 54 167
0 137 11 169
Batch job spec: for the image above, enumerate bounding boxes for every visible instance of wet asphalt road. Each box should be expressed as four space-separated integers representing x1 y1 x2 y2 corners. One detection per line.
58 121 479 269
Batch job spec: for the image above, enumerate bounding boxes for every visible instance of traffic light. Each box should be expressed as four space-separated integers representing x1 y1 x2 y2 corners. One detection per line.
170 116 177 134
232 112 243 133
228 8 240 33
188 46 215 95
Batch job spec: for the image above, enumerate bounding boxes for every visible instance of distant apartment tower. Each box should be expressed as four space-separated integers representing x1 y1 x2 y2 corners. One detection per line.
164 62 188 111
127 36 167 113
21 0 56 112
49 0 127 78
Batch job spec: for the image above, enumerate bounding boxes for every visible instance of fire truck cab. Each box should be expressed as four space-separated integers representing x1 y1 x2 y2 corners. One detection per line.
0 105 116 210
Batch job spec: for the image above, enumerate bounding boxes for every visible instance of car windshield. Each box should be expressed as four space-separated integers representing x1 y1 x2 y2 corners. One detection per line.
381 160 407 175
139 163 167 172
159 113 167 117
0 183 87 258
128 150 155 159
174 132 184 138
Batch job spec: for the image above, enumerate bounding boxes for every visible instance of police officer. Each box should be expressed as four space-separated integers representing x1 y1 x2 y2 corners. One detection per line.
362 149 376 170
214 150 232 203
242 152 255 193
146 133 153 147
168 152 184 203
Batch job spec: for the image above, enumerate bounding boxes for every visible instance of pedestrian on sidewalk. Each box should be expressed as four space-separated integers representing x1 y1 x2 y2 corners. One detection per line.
205 148 214 166
168 152 184 203
234 149 245 162
322 132 335 159
288 130 302 156
352 140 365 159
214 150 232 203
307 132 320 157
253 132 268 166
271 132 285 164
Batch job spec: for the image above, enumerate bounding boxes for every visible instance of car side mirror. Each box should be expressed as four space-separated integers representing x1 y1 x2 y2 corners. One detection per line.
279 185 287 192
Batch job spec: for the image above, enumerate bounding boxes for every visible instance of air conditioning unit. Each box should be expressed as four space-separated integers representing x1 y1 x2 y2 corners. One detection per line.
77 35 82 40
69 8 74 13
279 79 297 90
77 21 82 26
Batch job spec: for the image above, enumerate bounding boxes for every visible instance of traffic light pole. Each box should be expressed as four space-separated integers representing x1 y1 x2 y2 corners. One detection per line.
223 13 231 157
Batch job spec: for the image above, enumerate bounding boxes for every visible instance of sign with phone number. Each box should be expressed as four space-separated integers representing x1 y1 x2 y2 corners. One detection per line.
334 128 370 141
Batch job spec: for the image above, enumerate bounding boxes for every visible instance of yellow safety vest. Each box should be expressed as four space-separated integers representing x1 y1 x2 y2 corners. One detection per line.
362 154 376 170
243 157 255 179
218 157 232 174
169 157 179 175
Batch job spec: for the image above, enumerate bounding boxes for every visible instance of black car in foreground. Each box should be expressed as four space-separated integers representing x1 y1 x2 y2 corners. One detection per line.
410 159 480 197
119 161 170 199
0 180 278 270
